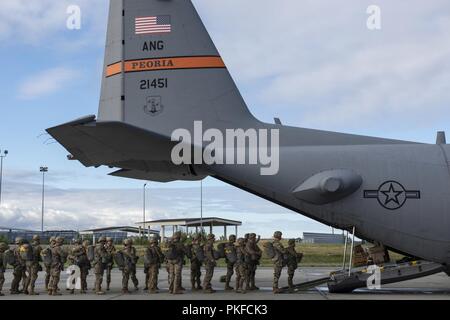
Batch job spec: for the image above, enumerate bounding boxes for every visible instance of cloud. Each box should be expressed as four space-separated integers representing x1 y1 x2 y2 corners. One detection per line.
17 67 79 100
0 180 327 238
193 0 450 134
0 0 107 46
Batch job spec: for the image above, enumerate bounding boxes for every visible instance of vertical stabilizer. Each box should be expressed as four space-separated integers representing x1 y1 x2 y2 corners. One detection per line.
98 0 257 137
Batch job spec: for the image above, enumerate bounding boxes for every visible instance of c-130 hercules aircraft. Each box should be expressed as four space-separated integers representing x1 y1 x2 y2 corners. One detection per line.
48 0 450 277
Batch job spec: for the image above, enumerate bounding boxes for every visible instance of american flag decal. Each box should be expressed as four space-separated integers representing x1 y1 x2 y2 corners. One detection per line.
135 15 172 35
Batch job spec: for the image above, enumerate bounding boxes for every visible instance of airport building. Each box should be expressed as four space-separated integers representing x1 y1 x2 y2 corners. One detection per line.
302 232 347 244
0 227 79 243
79 226 159 244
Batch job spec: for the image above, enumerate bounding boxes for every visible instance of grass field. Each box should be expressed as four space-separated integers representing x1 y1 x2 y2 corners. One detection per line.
124 241 404 267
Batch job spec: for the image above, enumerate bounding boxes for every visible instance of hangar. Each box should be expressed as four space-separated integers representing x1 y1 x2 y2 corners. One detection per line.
136 217 242 241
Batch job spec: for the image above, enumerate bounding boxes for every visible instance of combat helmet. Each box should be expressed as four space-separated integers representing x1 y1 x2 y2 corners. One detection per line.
207 234 215 241
229 234 236 242
273 231 282 240
32 235 40 242
149 237 158 244
15 237 24 245
288 239 296 246
0 242 8 252
123 238 132 246
106 237 113 243
56 236 64 244
98 236 107 243
236 238 245 246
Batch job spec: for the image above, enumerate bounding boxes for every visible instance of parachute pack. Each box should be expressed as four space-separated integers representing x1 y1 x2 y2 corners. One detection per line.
20 244 33 262
113 251 125 269
4 249 16 266
87 245 95 262
263 242 276 259
40 247 52 266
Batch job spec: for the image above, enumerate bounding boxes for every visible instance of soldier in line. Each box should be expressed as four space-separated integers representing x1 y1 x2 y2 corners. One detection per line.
272 231 287 294
202 234 217 293
68 239 89 294
43 237 56 291
246 233 261 290
48 237 65 296
144 237 163 293
81 240 91 292
121 238 139 293
0 242 8 296
104 237 116 291
189 234 203 291
286 239 302 293
234 238 249 294
10 237 27 294
93 236 108 295
224 234 237 290
167 233 184 294
26 235 42 295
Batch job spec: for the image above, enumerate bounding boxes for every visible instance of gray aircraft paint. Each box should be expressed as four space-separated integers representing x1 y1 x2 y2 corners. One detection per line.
47 0 450 265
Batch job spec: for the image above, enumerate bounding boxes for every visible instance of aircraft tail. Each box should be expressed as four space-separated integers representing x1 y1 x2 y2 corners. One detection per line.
98 0 257 137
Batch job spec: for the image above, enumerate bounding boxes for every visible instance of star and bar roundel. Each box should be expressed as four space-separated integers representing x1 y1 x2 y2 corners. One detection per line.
363 181 421 210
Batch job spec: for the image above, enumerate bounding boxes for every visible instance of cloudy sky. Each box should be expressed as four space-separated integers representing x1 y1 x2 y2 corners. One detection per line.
0 0 449 237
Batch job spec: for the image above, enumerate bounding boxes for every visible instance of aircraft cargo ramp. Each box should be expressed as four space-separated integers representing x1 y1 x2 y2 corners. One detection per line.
281 260 446 294
327 260 446 293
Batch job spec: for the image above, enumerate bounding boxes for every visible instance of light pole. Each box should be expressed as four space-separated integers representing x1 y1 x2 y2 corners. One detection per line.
40 166 48 233
0 150 8 206
200 180 203 233
143 182 148 236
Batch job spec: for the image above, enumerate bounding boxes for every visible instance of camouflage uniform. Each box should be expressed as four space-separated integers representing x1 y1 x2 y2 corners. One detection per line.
93 237 108 295
286 239 302 293
245 233 261 290
43 237 56 291
189 234 203 291
235 238 249 294
104 237 116 291
272 231 287 293
225 235 237 290
0 242 8 296
68 239 89 294
144 238 163 293
202 234 217 293
48 237 65 296
10 237 27 294
167 234 184 294
121 238 139 293
26 235 42 295
81 240 91 292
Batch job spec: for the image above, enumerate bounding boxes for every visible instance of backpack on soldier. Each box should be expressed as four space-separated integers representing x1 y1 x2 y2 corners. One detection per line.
224 245 237 264
263 241 276 259
87 245 95 262
194 245 205 263
20 243 33 262
113 251 125 269
185 244 193 260
4 249 16 266
165 244 178 260
217 243 226 259
40 247 52 266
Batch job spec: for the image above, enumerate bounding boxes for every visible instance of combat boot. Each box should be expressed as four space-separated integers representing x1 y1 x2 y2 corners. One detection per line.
203 288 216 294
96 291 105 295
29 290 39 296
225 284 234 291
106 283 110 291
288 278 295 293
273 287 282 294
121 288 129 294
80 290 86 294
172 289 184 294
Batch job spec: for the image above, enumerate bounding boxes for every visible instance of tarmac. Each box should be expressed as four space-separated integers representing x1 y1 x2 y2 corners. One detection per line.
1 267 450 300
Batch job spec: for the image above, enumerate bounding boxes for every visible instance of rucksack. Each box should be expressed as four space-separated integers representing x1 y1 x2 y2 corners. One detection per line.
263 242 276 259
40 247 52 266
